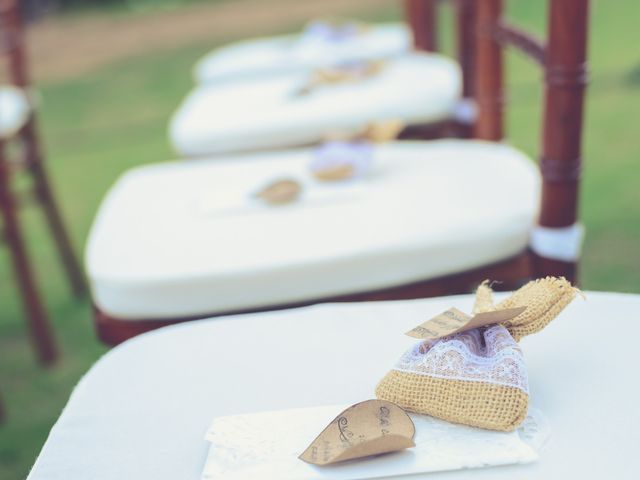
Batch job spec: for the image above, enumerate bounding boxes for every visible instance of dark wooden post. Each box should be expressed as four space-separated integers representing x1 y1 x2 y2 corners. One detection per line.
2 0 29 87
405 0 438 51
0 141 58 365
474 0 503 141
3 0 87 296
456 0 476 99
535 0 589 282
454 0 477 138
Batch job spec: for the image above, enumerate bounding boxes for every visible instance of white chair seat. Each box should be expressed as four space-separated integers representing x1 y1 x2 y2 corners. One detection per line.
27 292 640 479
194 23 411 84
86 140 539 320
170 53 461 156
0 85 30 139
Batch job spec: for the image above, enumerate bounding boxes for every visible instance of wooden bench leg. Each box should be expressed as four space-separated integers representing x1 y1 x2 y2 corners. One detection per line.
1 146 58 366
24 121 87 298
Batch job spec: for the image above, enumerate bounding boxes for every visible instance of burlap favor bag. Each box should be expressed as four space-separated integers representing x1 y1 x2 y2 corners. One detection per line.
375 324 529 431
376 277 578 431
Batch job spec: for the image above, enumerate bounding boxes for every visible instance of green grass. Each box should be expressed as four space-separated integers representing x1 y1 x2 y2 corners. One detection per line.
2 1 640 478
54 0 225 18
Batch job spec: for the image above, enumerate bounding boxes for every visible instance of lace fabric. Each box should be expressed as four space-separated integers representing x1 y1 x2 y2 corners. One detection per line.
393 325 529 394
518 407 551 452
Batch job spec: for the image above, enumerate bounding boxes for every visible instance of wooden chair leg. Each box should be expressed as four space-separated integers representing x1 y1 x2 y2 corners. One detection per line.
532 253 577 285
405 0 438 52
1 151 58 366
23 120 87 298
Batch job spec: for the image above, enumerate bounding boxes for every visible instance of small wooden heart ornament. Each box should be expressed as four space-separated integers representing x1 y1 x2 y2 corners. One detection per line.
313 163 355 181
309 141 374 182
360 119 405 143
314 60 385 84
299 399 415 466
297 60 386 95
255 178 302 205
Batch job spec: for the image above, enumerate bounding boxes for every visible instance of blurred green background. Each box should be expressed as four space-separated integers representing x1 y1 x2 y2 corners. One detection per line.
1 0 639 478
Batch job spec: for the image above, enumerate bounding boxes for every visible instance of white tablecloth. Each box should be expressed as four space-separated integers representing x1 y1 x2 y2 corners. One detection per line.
29 292 640 479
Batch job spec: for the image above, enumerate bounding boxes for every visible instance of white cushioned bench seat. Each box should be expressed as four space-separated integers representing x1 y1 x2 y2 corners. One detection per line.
170 53 461 156
194 22 410 84
0 85 30 139
86 140 540 320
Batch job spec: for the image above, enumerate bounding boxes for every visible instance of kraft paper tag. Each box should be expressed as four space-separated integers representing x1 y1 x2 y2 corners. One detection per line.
299 399 415 466
406 306 527 341
255 178 302 205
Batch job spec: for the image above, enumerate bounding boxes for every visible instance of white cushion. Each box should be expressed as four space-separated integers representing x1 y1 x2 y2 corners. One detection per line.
86 140 540 320
194 23 411 84
170 53 461 156
0 85 30 139
27 292 640 480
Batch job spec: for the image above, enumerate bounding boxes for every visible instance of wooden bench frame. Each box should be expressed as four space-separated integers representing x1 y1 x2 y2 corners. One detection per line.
94 0 589 345
0 1 87 366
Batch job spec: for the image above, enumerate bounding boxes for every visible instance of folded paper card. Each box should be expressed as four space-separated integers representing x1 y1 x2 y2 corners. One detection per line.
202 404 542 480
299 400 415 465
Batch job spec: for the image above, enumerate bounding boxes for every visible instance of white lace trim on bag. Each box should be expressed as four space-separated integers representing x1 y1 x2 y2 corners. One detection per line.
393 325 529 394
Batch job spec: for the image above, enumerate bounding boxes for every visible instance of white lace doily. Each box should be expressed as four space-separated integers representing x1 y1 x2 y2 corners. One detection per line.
202 404 542 480
394 325 529 393
518 406 551 452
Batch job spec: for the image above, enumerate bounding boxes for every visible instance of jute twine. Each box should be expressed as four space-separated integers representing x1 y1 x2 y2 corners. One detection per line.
473 280 495 314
